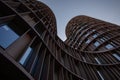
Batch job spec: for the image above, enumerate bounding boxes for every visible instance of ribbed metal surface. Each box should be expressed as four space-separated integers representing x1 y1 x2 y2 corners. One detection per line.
66 15 120 51
0 0 120 80
65 15 120 80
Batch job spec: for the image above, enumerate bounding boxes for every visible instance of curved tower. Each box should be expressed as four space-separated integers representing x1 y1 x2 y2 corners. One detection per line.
0 0 57 80
1 0 120 80
65 15 120 80
65 15 120 51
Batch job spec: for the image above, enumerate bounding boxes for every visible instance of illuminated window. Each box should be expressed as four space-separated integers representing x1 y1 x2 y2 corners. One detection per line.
0 25 19 48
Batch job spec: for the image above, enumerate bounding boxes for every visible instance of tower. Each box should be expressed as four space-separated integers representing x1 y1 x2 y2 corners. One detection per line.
0 0 57 80
0 0 120 80
65 15 120 80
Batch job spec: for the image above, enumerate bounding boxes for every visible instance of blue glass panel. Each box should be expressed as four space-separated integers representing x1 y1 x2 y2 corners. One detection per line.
86 39 90 44
0 25 19 48
94 41 100 47
112 54 120 61
19 47 32 65
100 38 105 42
105 44 113 49
93 34 97 38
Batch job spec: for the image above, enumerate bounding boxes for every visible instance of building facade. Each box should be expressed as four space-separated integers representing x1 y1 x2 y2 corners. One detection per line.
65 16 120 80
0 0 120 80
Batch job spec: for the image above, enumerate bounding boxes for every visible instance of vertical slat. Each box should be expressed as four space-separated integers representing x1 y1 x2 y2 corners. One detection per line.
48 56 54 80
25 41 42 72
39 50 50 80
32 47 47 80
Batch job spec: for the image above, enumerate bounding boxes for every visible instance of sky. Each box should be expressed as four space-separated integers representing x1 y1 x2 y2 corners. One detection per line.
38 0 120 41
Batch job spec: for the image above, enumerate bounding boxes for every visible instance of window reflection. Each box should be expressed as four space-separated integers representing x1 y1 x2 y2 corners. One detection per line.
100 38 105 42
112 53 120 61
0 25 19 48
95 57 101 64
19 47 32 65
86 39 90 44
93 34 97 38
94 41 100 47
97 71 104 80
105 44 114 49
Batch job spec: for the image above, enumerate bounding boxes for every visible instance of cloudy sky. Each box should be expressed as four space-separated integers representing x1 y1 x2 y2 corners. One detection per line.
38 0 120 41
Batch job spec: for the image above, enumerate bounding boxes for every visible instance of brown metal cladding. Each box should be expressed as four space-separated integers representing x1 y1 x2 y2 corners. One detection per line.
0 0 120 80
65 15 120 80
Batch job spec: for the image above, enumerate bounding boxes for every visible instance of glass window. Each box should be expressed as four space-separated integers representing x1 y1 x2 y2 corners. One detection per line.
97 71 104 80
105 44 114 49
94 41 100 47
0 25 19 48
86 39 90 44
82 56 86 62
95 57 101 64
100 38 105 42
93 34 97 38
19 47 32 65
92 29 95 32
85 33 89 37
112 54 120 61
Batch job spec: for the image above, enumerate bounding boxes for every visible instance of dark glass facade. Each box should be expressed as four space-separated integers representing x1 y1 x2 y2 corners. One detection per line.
0 0 120 80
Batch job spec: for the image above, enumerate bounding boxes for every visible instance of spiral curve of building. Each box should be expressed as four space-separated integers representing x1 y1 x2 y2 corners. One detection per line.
0 0 120 80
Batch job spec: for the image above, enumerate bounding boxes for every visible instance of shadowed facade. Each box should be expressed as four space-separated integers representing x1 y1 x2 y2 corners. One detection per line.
0 0 120 80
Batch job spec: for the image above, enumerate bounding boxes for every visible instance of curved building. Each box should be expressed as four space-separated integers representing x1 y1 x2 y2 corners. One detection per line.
65 15 120 51
65 15 120 80
0 0 120 80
